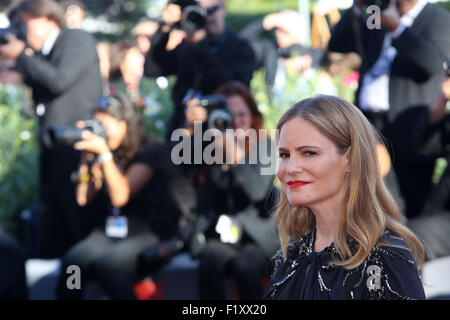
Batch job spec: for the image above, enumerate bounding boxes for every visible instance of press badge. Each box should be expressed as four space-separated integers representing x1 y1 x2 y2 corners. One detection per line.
215 214 242 244
105 207 128 238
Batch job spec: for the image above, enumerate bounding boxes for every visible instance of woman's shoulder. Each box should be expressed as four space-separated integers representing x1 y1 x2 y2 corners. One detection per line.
347 230 425 300
370 230 417 266
267 231 314 276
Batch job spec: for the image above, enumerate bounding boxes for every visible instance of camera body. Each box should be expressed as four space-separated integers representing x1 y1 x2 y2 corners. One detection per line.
198 94 233 131
170 0 206 33
362 0 391 11
45 119 108 148
138 215 208 274
0 22 27 45
278 44 310 59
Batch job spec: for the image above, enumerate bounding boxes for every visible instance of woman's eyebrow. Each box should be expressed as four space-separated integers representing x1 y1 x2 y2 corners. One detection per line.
278 145 322 152
295 145 321 151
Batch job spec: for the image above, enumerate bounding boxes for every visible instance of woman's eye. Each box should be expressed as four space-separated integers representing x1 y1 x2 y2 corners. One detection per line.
279 152 289 159
304 151 317 156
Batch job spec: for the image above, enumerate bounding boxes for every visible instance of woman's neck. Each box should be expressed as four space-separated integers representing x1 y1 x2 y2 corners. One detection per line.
310 199 344 252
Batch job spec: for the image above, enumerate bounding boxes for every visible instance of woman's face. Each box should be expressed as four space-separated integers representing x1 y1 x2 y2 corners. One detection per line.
226 94 253 131
94 112 127 151
277 117 350 209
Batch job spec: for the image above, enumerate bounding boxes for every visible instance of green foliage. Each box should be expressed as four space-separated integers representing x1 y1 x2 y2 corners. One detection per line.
226 0 299 15
433 157 448 185
250 67 357 130
0 85 38 236
112 76 175 142
436 1 450 11
137 76 176 141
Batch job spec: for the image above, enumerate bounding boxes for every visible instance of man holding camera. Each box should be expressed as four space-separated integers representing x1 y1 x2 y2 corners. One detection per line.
328 0 450 219
240 10 323 92
0 0 102 257
144 0 255 139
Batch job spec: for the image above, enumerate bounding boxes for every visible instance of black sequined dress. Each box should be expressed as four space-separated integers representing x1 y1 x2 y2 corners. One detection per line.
263 230 425 300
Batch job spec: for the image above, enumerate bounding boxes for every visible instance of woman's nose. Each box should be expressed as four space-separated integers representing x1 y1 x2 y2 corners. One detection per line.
286 156 304 176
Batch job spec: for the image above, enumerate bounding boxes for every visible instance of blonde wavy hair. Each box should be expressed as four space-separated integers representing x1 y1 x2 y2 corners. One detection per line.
275 95 424 270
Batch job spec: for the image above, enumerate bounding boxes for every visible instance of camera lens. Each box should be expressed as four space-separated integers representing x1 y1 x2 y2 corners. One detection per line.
181 5 206 33
208 109 233 131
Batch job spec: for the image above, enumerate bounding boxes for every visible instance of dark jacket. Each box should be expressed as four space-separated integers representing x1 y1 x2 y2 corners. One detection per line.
264 230 425 300
144 25 256 135
328 4 450 218
15 28 103 137
14 28 103 258
328 4 450 124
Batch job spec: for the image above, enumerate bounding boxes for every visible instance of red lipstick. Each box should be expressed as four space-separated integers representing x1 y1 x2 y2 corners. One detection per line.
287 180 311 189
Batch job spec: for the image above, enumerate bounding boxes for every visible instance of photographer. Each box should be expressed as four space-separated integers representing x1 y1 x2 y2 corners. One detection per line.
408 67 450 261
61 0 86 30
144 0 255 139
328 0 450 219
240 10 324 92
0 0 103 258
184 81 279 299
108 39 145 101
56 93 181 300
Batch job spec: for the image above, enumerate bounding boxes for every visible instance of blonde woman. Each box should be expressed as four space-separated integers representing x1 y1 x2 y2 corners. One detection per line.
264 95 425 300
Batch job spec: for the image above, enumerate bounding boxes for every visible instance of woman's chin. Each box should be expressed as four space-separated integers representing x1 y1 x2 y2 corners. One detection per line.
286 197 309 208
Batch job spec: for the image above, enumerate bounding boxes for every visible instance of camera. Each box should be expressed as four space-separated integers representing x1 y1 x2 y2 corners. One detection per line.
181 5 207 34
197 94 233 131
138 216 208 273
278 44 309 59
0 22 27 45
44 119 108 148
170 0 206 34
362 0 391 11
138 238 185 273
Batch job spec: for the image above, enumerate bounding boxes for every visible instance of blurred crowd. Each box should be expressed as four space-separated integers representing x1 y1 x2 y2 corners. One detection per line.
0 0 448 300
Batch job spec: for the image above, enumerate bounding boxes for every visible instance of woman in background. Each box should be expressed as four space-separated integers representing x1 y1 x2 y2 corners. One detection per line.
56 92 180 299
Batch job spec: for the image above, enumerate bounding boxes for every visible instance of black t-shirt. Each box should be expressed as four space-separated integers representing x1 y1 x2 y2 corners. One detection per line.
118 141 181 240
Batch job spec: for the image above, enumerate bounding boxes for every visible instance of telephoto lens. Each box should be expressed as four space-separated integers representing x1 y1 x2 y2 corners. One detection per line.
44 119 108 148
138 238 185 273
198 94 233 131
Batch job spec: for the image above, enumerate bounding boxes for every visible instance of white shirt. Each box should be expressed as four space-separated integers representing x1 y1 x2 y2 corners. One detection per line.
41 28 61 56
359 0 428 112
36 28 61 118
